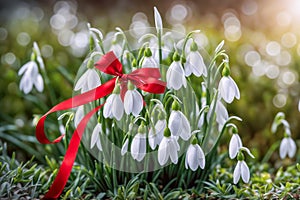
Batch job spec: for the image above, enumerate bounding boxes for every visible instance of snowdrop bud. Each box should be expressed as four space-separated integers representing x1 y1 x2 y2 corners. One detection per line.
132 59 137 68
154 7 163 31
30 52 36 61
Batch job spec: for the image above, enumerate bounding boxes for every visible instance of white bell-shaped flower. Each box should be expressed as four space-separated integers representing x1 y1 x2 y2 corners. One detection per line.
279 137 297 159
229 133 243 159
148 119 166 150
141 48 159 68
185 142 205 171
168 101 191 141
166 53 186 90
121 138 129 156
19 60 44 94
124 81 143 116
158 128 180 165
218 74 240 104
185 41 207 77
130 124 147 161
233 160 250 184
74 68 101 93
103 84 124 120
90 123 103 151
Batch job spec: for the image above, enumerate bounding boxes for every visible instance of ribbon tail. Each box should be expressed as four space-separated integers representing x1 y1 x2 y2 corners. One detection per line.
36 78 116 144
43 105 103 199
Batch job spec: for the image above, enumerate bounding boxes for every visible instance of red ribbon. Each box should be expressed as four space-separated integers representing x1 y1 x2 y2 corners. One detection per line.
36 51 166 199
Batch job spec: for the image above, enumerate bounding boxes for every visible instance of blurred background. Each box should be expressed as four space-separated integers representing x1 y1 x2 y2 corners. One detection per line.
0 0 299 162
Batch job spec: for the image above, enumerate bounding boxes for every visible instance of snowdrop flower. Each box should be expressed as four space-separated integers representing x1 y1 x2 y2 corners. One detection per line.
185 137 205 170
168 101 191 141
130 124 147 161
158 128 180 165
124 81 143 116
185 41 207 77
229 133 243 159
110 40 122 58
166 52 187 90
141 48 159 68
90 123 103 151
19 60 44 94
121 138 129 156
148 112 166 150
218 66 240 104
74 68 101 93
103 84 124 120
279 136 297 159
233 160 250 184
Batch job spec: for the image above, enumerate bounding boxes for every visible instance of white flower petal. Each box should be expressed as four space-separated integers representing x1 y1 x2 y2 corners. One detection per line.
233 161 241 184
74 70 88 92
241 161 250 183
103 95 114 118
279 137 288 159
168 111 181 136
132 90 143 116
20 76 32 94
121 138 129 156
167 61 185 90
74 106 84 127
179 111 191 140
124 90 134 115
112 94 124 120
288 137 297 158
169 139 179 164
158 137 168 165
91 124 101 149
229 134 242 159
87 69 101 91
34 74 44 92
131 133 146 161
142 57 158 68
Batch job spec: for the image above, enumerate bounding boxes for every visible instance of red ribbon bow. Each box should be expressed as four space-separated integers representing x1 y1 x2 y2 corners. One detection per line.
36 51 166 199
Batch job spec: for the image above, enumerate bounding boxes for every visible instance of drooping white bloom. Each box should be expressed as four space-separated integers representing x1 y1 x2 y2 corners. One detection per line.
74 68 101 93
185 144 205 171
169 110 191 140
233 160 250 184
158 135 180 165
121 138 129 156
154 7 163 32
166 61 187 90
131 132 146 161
185 51 207 77
229 133 243 159
74 106 84 127
148 119 166 150
124 89 143 116
141 56 159 68
218 76 240 104
18 61 44 94
103 93 124 120
279 137 297 159
90 123 103 151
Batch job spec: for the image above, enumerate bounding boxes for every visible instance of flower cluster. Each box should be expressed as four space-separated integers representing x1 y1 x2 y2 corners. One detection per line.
71 7 246 175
